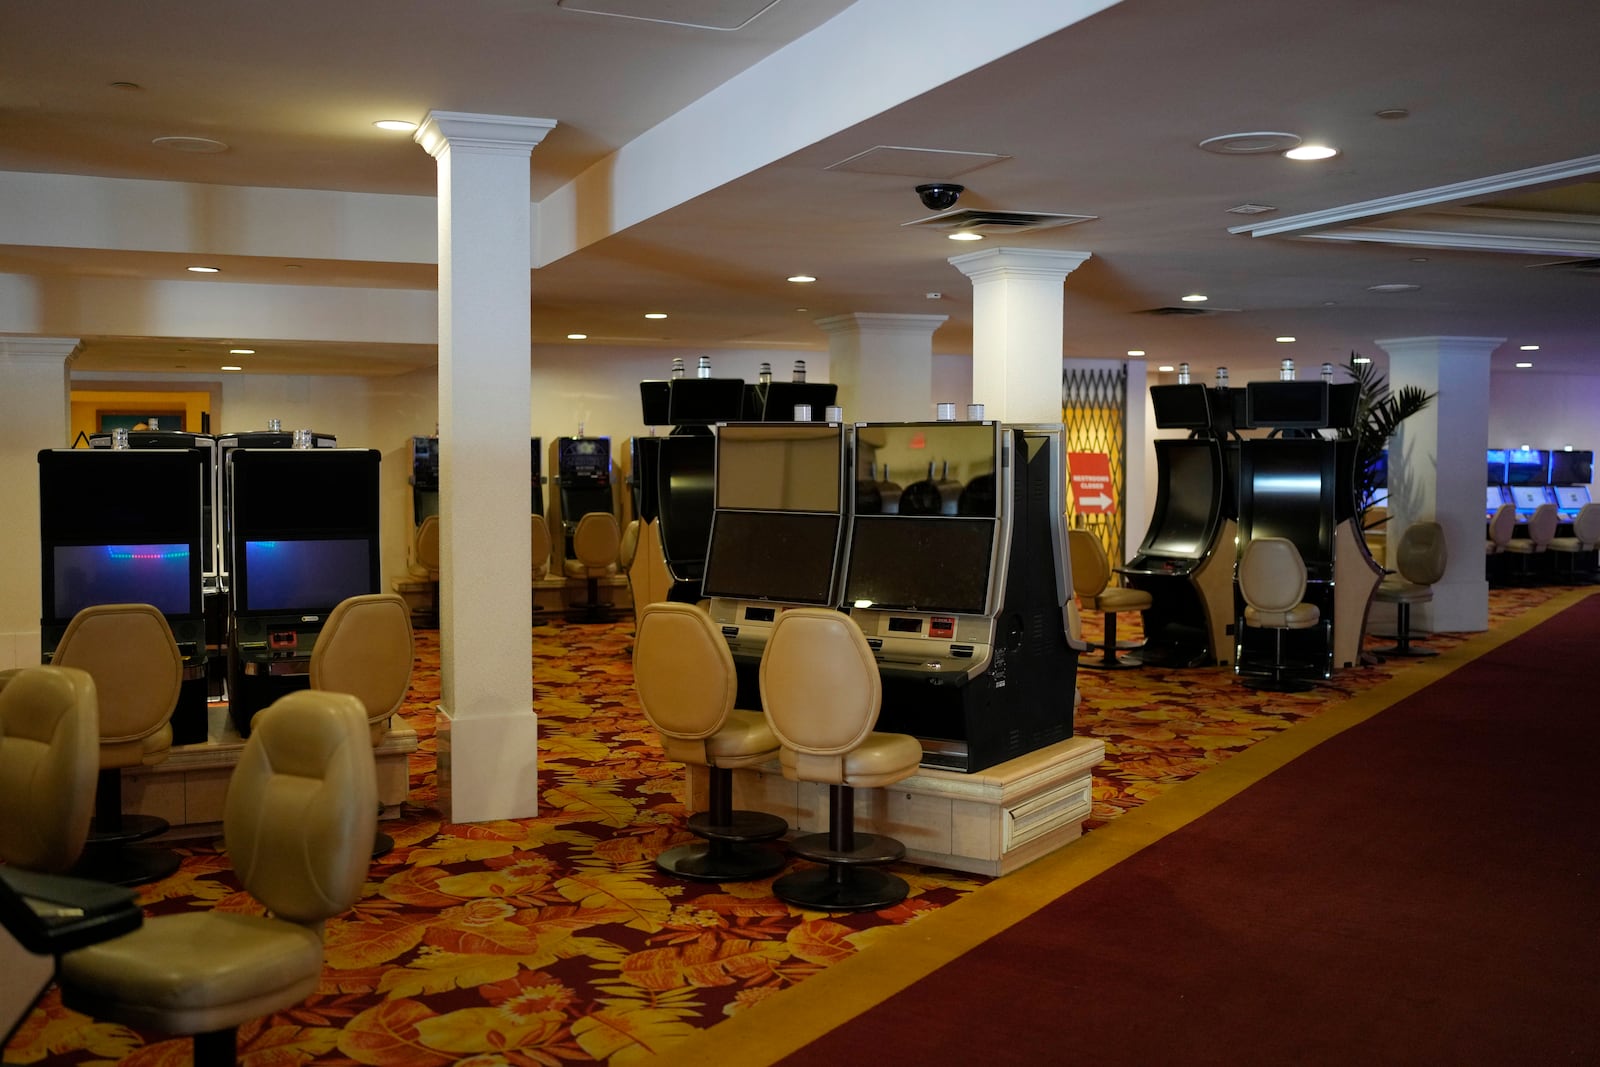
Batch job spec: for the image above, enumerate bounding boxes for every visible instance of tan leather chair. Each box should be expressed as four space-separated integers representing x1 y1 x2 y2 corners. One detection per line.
58 689 376 1067
1236 537 1323 693
1485 502 1516 583
564 511 620 622
1506 502 1559 583
310 593 414 858
1549 501 1600 582
50 603 184 886
0 666 99 875
1374 521 1448 657
759 608 923 912
633 603 787 881
1068 529 1152 669
531 512 553 581
412 514 441 627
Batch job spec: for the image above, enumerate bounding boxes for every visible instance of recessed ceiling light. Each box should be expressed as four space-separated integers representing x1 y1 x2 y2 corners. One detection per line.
643 312 668 320
1352 356 1372 364
947 232 984 241
1515 361 1534 369
1284 145 1339 160
152 135 229 154
1275 336 1296 343
1127 349 1146 357
1198 131 1302 155
1157 365 1175 372
1409 257 1430 263
1366 283 1420 293
221 365 243 372
1519 344 1540 351
110 81 142 92
1180 293 1208 303
566 333 588 340
186 265 220 273
373 120 418 132
1375 108 1410 120
229 348 254 355
787 274 817 284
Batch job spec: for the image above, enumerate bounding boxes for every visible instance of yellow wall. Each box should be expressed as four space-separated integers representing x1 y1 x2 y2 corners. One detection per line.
69 389 214 446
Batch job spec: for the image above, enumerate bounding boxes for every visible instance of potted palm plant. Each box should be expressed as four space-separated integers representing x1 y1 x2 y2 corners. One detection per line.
1342 353 1435 523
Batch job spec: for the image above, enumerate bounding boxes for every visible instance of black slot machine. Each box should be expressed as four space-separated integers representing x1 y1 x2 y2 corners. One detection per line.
547 436 613 565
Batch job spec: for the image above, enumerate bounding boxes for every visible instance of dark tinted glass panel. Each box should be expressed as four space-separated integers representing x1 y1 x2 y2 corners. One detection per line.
702 511 840 605
1145 444 1216 559
1149 384 1211 430
844 515 995 615
1242 443 1334 563
51 544 192 621
241 538 373 614
1549 450 1592 484
1505 449 1549 486
1244 381 1328 429
229 450 379 535
1487 449 1508 485
716 424 842 512
667 378 744 426
657 435 715 572
39 450 203 543
853 423 998 517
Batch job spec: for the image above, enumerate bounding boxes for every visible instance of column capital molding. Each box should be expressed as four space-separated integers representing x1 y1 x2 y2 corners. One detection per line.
0 335 81 367
415 111 557 159
1374 336 1506 359
813 312 948 337
948 247 1092 283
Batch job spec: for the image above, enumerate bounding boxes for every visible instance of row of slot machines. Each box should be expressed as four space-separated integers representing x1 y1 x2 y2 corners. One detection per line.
636 411 1076 775
1485 448 1592 521
1119 379 1382 682
39 431 381 742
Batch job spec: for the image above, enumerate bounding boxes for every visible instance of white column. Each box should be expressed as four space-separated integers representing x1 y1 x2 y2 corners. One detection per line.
0 337 78 668
813 312 947 422
415 112 555 824
948 248 1092 424
1122 357 1150 564
1374 335 1502 633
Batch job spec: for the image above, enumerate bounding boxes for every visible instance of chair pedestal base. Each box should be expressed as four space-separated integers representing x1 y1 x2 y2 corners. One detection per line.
87 812 168 846
789 830 905 867
71 844 182 887
657 839 785 882
1376 602 1437 658
774 864 908 913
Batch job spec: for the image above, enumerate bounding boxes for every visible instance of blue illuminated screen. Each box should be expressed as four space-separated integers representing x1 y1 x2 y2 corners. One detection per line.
243 538 372 614
52 543 191 620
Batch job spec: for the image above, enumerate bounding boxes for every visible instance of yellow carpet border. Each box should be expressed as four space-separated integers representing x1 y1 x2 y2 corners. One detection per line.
664 587 1594 1065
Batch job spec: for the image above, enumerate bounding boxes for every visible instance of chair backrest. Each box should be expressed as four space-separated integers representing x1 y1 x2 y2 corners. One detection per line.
1573 501 1600 546
573 512 620 569
1238 537 1308 614
0 666 98 873
1488 503 1516 548
310 593 414 739
224 689 377 928
1067 529 1110 599
414 515 441 574
51 603 182 748
759 607 881 757
531 513 553 579
619 519 641 571
1395 521 1448 585
1527 503 1559 546
633 603 735 764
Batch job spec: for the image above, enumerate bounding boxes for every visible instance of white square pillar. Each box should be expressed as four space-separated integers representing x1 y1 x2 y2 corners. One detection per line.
814 312 947 422
416 112 555 823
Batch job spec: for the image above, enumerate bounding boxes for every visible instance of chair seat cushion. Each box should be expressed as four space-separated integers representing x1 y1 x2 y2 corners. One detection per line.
1244 603 1320 629
1548 537 1596 553
60 912 323 1034
1083 588 1153 613
781 731 923 789
704 708 781 768
1375 579 1434 605
1504 539 1545 554
564 560 618 578
99 725 174 770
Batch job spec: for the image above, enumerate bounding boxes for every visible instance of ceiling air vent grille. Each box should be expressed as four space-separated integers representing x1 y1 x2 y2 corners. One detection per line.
1139 306 1213 316
903 208 1097 235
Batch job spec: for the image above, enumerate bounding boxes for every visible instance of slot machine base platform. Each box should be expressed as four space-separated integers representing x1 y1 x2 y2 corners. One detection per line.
687 734 1103 877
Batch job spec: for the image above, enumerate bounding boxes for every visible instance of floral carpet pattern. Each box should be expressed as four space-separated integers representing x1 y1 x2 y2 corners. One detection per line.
6 588 1561 1065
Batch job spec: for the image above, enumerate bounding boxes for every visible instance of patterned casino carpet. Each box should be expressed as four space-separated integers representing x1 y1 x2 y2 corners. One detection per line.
6 587 1562 1066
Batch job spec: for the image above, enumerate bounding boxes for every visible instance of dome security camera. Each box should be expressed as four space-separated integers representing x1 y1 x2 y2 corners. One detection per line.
916 183 965 211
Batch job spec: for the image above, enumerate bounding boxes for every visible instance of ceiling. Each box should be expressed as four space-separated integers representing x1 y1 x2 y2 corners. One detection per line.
4 0 1599 382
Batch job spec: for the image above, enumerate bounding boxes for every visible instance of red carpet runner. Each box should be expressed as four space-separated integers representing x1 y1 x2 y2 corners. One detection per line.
776 594 1600 1065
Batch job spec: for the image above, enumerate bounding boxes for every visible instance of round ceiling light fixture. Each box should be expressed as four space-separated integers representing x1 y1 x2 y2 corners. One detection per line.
1198 131 1302 155
787 274 817 284
1284 144 1339 161
947 231 984 241
186 265 220 273
373 119 418 132
152 135 229 154
1367 283 1420 293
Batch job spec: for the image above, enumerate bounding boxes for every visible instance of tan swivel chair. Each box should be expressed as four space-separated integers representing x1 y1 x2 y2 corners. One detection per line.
0 666 99 875
619 519 642 627
1235 537 1323 693
1549 501 1600 582
531 512 553 581
759 608 924 912
412 514 441 628
1505 502 1559 583
1374 521 1448 657
309 593 414 857
1068 529 1152 669
58 689 377 1067
1485 502 1515 583
50 603 184 886
633 603 787 881
564 511 621 622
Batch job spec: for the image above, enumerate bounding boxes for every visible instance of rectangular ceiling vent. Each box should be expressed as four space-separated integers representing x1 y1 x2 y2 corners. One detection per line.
1529 257 1600 274
827 146 1011 180
902 208 1097 235
1136 306 1239 316
555 0 781 31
